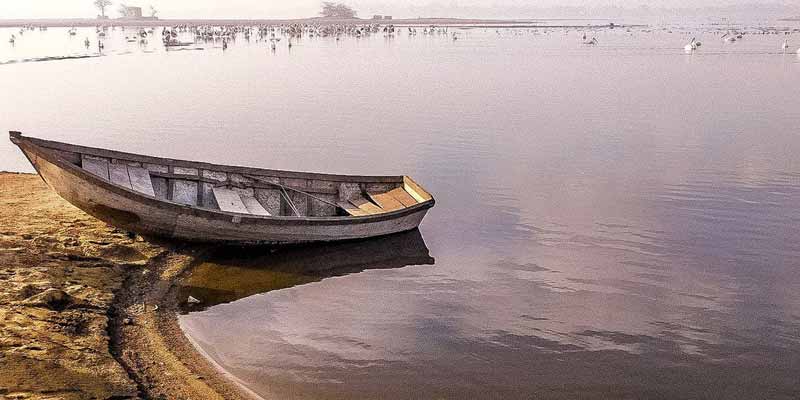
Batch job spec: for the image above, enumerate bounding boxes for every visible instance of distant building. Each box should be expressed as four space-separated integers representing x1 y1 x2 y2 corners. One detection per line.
384 15 392 20
372 15 383 20
121 6 143 18
118 5 157 20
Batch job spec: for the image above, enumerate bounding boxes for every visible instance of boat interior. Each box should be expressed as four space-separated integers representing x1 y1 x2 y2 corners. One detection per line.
31 136 433 218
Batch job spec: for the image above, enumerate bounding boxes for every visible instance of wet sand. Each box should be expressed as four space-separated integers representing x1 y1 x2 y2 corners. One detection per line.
0 172 251 399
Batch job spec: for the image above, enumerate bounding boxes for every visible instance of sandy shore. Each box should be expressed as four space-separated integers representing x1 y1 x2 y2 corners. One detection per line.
0 172 252 400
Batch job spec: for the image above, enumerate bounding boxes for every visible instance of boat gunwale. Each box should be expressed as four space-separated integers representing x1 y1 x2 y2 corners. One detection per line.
16 133 405 183
11 132 435 226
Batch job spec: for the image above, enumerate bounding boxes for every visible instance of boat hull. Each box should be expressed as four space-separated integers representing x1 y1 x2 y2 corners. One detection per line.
15 138 433 244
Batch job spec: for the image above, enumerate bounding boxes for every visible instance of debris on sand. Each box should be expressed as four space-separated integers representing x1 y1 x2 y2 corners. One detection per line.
21 288 72 311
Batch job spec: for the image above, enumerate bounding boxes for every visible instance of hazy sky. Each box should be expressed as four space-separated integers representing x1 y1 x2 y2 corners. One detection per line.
1 0 798 19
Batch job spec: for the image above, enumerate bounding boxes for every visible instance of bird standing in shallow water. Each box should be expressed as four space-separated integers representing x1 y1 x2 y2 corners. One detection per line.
685 37 698 52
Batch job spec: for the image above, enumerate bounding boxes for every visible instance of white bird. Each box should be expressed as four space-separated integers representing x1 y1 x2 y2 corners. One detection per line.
722 32 736 43
684 37 697 51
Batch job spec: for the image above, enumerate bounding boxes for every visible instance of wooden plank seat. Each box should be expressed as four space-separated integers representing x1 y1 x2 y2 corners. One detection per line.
128 166 156 197
108 163 132 190
212 187 272 216
337 201 369 216
83 157 157 197
82 155 110 180
385 187 418 207
349 194 384 215
338 187 421 216
241 194 270 216
368 191 404 212
212 187 250 214
404 178 433 203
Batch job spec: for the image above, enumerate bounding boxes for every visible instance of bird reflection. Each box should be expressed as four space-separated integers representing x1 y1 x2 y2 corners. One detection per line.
177 229 434 312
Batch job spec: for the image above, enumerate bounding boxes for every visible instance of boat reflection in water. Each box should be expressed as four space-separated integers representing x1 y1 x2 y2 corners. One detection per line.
176 229 434 311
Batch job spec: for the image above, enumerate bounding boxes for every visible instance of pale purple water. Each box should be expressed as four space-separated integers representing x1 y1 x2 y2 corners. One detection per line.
2 21 800 399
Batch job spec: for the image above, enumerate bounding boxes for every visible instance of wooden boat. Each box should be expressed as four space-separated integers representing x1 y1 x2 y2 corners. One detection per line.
9 132 435 244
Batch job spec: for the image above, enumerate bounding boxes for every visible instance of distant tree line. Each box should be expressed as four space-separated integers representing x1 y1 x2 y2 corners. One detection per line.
94 0 112 17
320 2 357 18
94 1 157 18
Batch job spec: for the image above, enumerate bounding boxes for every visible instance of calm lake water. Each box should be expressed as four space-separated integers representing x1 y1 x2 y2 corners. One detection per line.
3 20 800 399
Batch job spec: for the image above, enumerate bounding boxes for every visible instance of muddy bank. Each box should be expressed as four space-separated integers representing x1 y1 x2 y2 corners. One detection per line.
0 172 251 400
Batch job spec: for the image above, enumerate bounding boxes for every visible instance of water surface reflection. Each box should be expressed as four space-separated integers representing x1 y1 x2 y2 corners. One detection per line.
177 229 434 312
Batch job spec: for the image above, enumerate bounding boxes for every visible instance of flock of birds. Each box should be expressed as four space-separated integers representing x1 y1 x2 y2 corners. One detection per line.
6 25 47 46
6 23 800 55
177 23 457 49
6 23 457 52
680 29 799 54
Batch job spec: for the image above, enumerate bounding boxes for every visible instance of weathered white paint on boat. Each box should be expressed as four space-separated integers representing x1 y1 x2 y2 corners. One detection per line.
10 131 435 244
